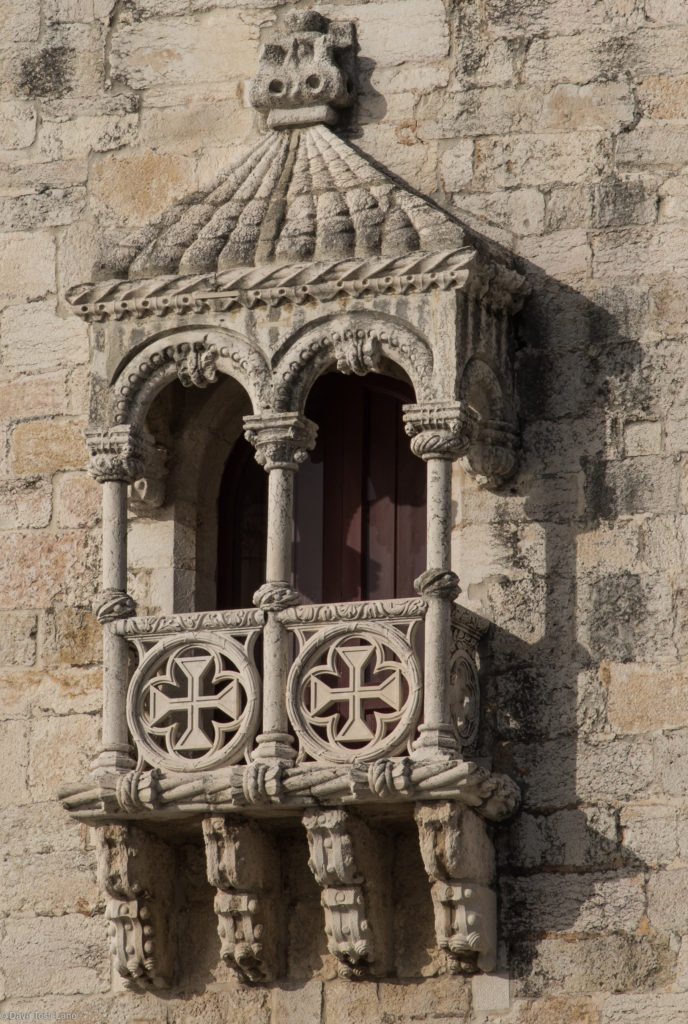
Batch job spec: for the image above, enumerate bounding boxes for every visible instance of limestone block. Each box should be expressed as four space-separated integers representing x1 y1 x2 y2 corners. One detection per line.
647 868 688 933
617 121 688 169
518 229 591 279
0 230 55 303
1 915 108 998
42 606 102 668
90 148 196 226
54 471 101 528
601 993 688 1023
0 665 100 719
626 25 688 77
0 477 52 529
109 13 257 91
452 188 545 237
593 225 688 279
501 872 645 936
0 99 37 149
591 177 658 229
166 990 269 1024
36 108 140 162
377 976 471 1018
501 807 619 872
0 822 100 915
0 302 87 374
29 712 100 801
322 978 382 1024
620 805 678 867
271 980 323 1024
319 0 449 66
545 185 592 231
507 736 654 811
357 123 438 196
515 996 600 1024
645 0 688 21
637 73 688 119
475 132 611 189
605 662 688 734
623 420 662 455
11 418 87 475
541 82 636 131
44 0 96 23
0 530 99 610
438 141 474 191
655 730 688 798
510 933 675 997
2 0 41 44
0 610 37 666
417 85 541 139
0 374 69 424
140 96 253 155
0 720 29 806
0 185 86 231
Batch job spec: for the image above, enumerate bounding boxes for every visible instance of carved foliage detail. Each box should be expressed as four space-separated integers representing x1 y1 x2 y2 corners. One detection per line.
244 412 318 471
86 425 147 484
95 824 174 988
303 809 376 978
415 802 497 975
202 817 280 983
403 402 477 461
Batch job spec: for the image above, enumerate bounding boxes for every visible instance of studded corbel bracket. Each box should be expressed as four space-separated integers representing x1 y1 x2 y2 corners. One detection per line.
414 801 497 975
303 808 390 978
95 824 175 988
202 816 281 983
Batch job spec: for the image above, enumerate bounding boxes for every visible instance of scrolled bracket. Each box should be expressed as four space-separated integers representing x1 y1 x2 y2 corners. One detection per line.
403 401 477 462
95 824 174 989
303 808 390 978
202 816 282 984
415 802 497 975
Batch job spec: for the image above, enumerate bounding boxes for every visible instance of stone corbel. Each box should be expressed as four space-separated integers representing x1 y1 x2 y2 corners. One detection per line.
129 436 169 512
86 424 148 484
202 816 281 983
303 808 390 978
403 401 477 462
461 418 519 489
95 824 174 988
415 802 497 975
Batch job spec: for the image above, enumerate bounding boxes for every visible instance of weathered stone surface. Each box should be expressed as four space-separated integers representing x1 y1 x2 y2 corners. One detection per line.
0 230 55 302
54 471 101 528
601 993 688 1023
0 610 37 666
29 712 100 800
11 418 87 475
620 804 679 867
501 872 645 936
0 477 52 529
0 914 109 998
0 530 99 610
605 662 688 733
0 302 87 374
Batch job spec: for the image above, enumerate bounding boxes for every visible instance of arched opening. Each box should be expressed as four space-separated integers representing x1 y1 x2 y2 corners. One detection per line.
216 372 426 609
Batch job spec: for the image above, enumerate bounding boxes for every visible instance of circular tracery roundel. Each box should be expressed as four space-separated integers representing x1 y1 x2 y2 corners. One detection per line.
287 622 422 763
127 634 260 772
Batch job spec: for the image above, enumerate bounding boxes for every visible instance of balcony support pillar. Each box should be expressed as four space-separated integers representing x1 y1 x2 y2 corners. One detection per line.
403 403 476 760
245 412 318 764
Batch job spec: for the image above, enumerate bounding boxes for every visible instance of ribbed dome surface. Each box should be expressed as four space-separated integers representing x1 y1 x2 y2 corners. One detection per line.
96 125 467 282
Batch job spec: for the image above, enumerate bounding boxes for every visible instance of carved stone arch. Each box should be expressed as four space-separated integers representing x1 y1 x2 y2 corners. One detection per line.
271 311 434 412
110 327 271 433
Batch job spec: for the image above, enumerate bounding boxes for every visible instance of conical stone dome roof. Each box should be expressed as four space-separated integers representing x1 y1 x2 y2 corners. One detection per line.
95 124 468 283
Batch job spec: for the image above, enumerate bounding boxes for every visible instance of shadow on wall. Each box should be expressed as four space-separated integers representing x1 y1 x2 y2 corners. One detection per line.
464 248 676 994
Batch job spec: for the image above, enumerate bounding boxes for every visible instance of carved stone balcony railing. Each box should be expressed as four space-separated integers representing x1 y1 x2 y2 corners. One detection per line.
62 599 518 822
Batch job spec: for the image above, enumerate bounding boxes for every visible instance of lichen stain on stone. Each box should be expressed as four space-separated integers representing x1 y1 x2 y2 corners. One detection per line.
18 45 76 99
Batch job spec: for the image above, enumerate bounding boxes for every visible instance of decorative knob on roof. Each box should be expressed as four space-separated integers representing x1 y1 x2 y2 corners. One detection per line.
249 11 355 130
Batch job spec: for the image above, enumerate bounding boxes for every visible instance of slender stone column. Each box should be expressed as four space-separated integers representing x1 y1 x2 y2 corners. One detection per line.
86 425 146 773
244 412 318 763
403 402 476 759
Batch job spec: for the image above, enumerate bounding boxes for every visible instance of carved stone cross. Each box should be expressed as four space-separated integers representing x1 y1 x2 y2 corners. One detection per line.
309 643 404 743
149 654 242 753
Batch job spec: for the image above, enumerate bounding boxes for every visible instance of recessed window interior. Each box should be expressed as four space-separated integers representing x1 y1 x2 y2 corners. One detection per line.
217 372 426 609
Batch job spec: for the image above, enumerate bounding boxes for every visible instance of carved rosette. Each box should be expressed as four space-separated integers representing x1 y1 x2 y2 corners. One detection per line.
86 425 148 484
202 816 281 983
415 802 497 975
403 401 477 462
95 824 174 988
174 339 218 388
244 412 318 471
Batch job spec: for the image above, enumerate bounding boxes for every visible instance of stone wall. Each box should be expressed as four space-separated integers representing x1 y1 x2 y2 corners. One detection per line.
1 0 687 1021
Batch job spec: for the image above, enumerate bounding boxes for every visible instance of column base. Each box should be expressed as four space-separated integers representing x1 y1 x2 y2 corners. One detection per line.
252 732 297 764
91 746 136 774
411 725 460 761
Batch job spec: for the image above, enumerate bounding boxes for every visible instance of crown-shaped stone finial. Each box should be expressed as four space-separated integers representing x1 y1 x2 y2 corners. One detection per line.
249 11 355 129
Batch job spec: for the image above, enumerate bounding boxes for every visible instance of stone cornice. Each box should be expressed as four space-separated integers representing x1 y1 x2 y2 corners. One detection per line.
65 248 528 322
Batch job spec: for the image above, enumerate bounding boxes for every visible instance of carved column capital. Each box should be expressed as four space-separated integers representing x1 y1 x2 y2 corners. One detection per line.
403 401 477 461
244 412 318 471
86 425 149 484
